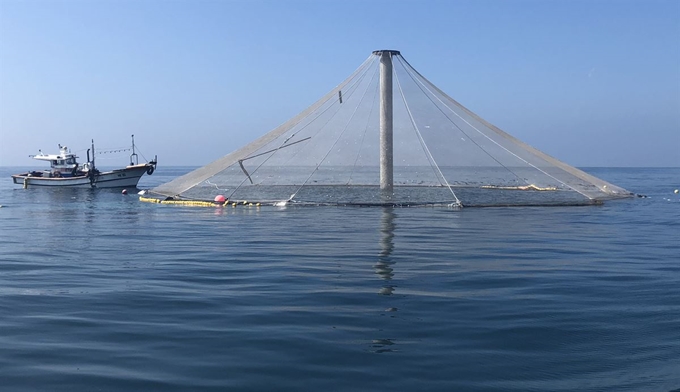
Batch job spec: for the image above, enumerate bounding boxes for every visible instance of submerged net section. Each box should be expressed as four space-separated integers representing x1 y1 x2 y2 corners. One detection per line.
152 51 632 207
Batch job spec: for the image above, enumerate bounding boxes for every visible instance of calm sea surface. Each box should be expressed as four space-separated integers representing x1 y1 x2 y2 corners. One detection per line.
1 166 679 392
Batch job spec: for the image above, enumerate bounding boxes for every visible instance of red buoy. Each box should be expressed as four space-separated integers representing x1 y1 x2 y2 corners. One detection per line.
214 195 226 203
122 189 128 195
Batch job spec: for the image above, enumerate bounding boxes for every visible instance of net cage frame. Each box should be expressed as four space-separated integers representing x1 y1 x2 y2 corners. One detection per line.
150 50 633 208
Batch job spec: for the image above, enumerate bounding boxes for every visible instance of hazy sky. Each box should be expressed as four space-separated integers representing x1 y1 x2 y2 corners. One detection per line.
1 0 678 167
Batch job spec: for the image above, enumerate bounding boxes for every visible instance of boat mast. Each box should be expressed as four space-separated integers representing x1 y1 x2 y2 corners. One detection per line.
88 139 96 186
130 134 139 165
91 139 95 171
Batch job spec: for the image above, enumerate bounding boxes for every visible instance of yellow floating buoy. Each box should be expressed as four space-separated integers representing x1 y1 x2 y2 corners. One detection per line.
139 196 161 203
139 195 266 208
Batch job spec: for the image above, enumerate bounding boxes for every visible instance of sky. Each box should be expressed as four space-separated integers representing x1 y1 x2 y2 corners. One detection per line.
0 0 678 167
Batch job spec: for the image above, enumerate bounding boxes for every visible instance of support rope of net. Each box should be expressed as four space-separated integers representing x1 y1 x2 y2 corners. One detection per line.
396 65 448 186
287 60 381 203
395 55 525 185
275 55 380 169
152 54 379 199
399 56 595 200
393 59 462 207
224 55 379 202
347 76 380 185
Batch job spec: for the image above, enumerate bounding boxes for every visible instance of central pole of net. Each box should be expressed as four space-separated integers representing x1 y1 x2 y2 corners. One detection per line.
374 50 399 197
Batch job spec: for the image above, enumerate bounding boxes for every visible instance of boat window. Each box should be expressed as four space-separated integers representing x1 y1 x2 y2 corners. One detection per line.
66 157 75 164
52 160 57 165
58 160 65 165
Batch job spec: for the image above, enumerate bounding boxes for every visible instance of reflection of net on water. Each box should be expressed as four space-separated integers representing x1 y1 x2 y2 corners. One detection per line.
151 50 633 208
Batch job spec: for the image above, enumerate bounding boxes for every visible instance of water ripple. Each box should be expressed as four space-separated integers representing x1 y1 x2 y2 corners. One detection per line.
1 167 679 391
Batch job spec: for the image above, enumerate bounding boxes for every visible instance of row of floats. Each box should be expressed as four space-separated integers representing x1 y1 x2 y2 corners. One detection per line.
139 195 262 208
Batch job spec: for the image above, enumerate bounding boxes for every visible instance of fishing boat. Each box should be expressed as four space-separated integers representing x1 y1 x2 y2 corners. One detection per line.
11 135 157 189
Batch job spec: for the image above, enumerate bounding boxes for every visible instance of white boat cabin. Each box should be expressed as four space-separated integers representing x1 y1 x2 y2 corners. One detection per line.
31 145 88 178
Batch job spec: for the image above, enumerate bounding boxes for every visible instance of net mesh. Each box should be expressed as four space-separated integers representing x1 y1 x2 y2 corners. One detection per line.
151 51 632 207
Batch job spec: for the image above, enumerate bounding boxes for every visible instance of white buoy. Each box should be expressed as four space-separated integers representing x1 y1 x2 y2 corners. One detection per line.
674 189 679 194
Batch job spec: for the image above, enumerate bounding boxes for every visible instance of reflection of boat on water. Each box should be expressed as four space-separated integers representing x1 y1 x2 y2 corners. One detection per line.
11 135 157 189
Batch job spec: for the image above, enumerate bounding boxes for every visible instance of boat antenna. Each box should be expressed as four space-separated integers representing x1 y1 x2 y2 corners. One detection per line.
91 139 96 172
89 139 96 185
130 134 139 165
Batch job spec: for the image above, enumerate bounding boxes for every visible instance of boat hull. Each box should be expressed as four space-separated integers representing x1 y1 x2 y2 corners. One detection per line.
12 165 152 188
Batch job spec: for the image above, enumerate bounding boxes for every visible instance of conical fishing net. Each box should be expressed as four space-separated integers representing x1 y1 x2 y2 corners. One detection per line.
151 51 632 207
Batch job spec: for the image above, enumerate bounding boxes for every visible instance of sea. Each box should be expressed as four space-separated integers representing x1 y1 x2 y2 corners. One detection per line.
1 166 679 392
